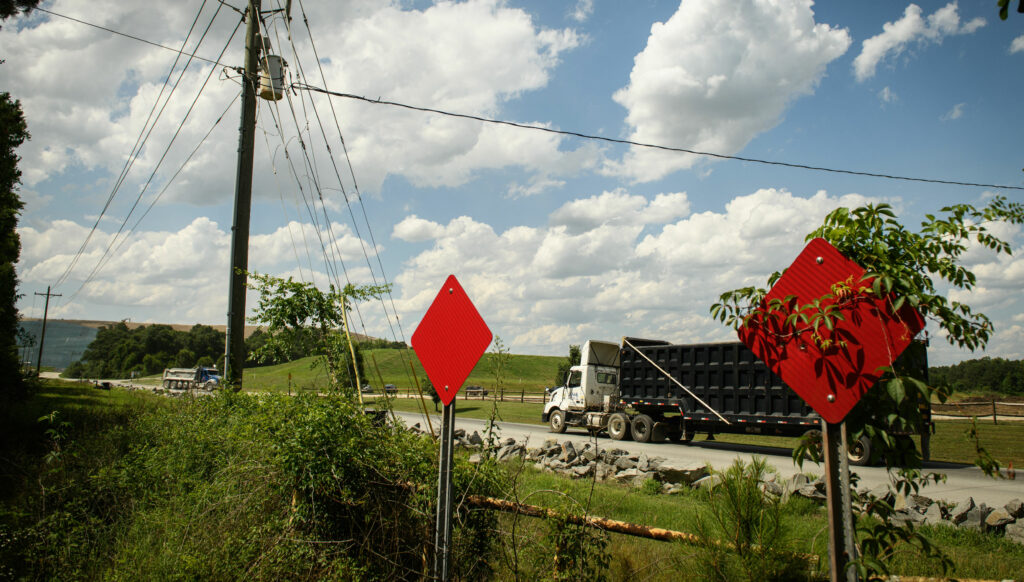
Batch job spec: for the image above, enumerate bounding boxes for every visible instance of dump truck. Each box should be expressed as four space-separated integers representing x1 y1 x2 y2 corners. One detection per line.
162 366 221 390
541 338 931 466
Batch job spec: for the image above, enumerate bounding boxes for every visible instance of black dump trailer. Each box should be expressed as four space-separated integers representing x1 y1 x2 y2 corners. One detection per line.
615 337 931 465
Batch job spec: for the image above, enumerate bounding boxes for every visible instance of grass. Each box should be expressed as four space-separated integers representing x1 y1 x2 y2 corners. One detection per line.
497 459 1024 580
7 379 1024 580
236 349 565 394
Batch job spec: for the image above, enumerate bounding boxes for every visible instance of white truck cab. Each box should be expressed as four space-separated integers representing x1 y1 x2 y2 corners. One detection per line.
543 340 622 433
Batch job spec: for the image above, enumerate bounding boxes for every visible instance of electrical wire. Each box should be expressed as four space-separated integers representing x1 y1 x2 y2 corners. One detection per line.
87 91 242 285
292 84 1024 192
65 13 245 300
34 7 237 70
53 0 215 288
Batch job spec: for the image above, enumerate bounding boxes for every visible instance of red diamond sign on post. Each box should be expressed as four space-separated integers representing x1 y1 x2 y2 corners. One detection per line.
412 275 492 406
738 238 925 424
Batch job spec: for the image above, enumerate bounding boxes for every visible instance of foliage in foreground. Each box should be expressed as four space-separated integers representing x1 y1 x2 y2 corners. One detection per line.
0 390 503 580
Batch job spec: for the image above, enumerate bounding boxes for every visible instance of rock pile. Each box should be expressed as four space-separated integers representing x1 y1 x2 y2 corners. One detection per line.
408 425 1024 545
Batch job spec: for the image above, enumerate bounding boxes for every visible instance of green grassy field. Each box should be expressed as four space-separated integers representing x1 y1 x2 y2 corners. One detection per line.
239 349 565 394
7 380 1024 580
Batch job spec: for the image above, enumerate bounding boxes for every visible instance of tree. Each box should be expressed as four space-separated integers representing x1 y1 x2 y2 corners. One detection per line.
0 92 28 402
246 272 390 392
712 197 1024 576
553 344 581 386
0 0 39 27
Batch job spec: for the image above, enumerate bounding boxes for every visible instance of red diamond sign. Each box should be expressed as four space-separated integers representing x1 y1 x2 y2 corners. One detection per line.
738 238 924 424
411 275 492 406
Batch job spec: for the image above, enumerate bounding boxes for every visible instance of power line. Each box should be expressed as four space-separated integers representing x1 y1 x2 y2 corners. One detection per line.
34 7 238 71
292 83 1024 192
53 0 218 289
65 13 245 300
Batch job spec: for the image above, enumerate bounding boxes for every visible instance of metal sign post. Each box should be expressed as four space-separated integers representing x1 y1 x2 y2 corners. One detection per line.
411 275 492 582
823 421 857 582
434 401 456 581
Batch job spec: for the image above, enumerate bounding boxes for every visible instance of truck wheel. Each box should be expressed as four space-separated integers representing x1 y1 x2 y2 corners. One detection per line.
549 410 567 434
847 435 872 466
608 413 631 441
631 414 654 443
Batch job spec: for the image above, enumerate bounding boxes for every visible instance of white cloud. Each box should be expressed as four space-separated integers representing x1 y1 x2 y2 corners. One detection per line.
17 217 379 322
392 216 446 243
3 0 595 199
570 0 594 23
549 189 690 233
391 187 886 356
606 0 851 182
878 86 897 103
1011 34 1024 54
853 2 986 82
941 102 966 121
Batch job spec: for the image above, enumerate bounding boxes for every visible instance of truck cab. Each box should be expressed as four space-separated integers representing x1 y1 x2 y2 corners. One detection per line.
542 340 622 432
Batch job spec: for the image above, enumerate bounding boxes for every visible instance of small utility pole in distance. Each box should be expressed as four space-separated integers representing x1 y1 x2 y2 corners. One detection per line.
34 286 61 375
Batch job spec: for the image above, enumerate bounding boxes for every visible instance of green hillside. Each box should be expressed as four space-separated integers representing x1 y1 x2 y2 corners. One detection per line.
241 348 565 394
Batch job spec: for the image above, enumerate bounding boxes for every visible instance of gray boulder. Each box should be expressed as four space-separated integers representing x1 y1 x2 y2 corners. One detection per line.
960 505 993 532
558 441 577 463
950 497 976 524
654 462 708 485
614 455 637 471
1006 522 1024 545
922 503 946 525
985 509 1014 529
1005 498 1024 519
595 462 617 481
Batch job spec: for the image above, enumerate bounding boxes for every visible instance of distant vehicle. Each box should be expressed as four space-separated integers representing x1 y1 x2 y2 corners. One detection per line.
384 384 398 394
162 367 220 391
361 385 374 393
465 385 488 396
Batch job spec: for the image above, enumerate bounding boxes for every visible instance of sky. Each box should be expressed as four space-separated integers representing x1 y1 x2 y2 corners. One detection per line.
2 0 1023 366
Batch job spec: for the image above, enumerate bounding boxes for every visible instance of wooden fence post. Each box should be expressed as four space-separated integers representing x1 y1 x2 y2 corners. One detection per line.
993 400 998 425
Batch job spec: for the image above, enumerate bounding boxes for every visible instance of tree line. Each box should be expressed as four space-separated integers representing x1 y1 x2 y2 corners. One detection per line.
930 356 1024 395
64 322 226 379
61 320 409 380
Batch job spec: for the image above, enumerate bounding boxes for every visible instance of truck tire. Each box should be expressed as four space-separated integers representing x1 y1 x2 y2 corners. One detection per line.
847 435 872 466
549 409 567 434
631 414 655 443
608 413 631 441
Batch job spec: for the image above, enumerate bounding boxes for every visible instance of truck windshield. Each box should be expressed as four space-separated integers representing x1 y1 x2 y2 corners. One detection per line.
596 372 617 384
567 371 582 388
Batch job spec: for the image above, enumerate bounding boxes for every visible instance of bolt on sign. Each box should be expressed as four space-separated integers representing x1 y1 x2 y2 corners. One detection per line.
411 275 493 404
737 238 925 424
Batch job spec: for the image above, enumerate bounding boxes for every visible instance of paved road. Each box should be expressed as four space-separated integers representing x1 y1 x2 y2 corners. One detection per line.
394 410 1024 507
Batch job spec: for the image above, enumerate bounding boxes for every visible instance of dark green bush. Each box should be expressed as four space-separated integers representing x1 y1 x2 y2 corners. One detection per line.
2 391 503 580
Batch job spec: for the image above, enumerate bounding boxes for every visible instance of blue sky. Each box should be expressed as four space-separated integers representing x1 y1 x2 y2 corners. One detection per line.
3 0 1023 364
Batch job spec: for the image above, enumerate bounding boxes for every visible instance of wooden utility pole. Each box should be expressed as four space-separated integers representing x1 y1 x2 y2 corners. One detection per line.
225 0 262 390
34 286 61 374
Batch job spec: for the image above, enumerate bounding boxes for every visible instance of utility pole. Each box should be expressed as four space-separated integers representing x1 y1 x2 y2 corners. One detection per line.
225 0 262 390
34 286 61 374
